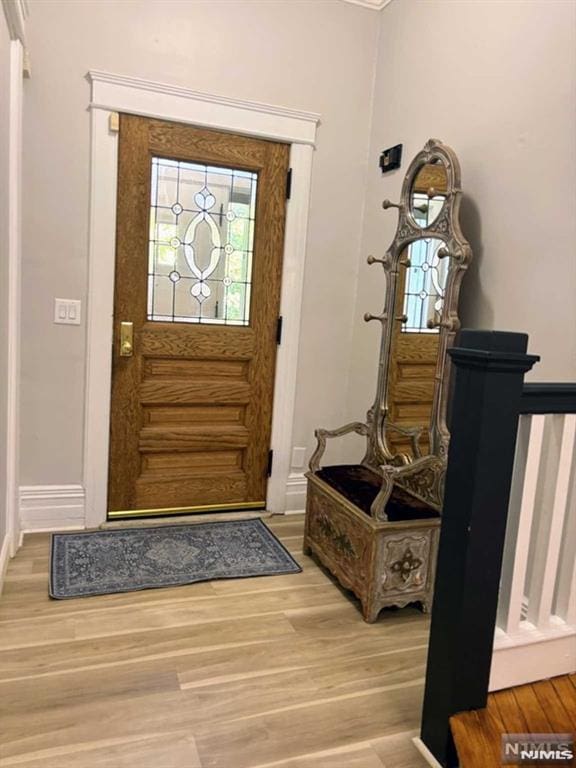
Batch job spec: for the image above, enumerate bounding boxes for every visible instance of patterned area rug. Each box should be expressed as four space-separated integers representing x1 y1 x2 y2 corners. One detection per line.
50 518 301 599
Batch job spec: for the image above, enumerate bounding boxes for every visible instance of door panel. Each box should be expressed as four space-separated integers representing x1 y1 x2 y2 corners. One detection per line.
108 115 289 516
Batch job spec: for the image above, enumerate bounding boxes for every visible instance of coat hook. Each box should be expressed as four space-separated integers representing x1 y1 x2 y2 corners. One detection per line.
382 199 401 210
367 255 386 266
364 312 386 323
427 317 460 331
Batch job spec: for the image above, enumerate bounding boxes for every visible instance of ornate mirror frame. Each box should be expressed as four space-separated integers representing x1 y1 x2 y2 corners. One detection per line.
310 139 473 516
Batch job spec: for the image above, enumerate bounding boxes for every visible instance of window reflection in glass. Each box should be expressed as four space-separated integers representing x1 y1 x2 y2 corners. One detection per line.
402 238 448 333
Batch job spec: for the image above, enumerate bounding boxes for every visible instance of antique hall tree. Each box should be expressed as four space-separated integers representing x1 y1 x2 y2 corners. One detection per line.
304 139 473 622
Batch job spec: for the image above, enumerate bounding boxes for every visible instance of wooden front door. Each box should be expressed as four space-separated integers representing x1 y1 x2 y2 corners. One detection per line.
107 115 290 518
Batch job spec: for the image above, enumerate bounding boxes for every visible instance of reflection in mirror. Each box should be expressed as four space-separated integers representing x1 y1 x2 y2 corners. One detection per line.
402 238 449 333
385 237 450 461
410 161 448 228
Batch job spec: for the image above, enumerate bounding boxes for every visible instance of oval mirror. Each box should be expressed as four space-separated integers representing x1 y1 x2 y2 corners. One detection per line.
399 237 449 334
410 161 448 228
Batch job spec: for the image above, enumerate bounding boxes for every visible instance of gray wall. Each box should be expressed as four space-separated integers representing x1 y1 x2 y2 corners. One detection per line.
0 9 11 543
19 0 576 491
347 0 576 424
20 0 379 485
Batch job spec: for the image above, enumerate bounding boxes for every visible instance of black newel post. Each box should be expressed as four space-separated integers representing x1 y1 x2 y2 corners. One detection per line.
420 330 540 767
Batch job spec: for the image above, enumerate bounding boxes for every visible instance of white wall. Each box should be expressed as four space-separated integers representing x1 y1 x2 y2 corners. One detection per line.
347 0 576 423
20 0 379 491
19 0 576 512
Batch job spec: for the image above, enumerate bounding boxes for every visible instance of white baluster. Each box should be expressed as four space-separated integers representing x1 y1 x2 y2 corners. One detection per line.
492 411 576 692
551 414 576 625
527 414 576 629
498 415 545 635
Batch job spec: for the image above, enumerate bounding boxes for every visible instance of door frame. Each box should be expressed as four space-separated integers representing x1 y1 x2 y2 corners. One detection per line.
84 71 319 528
2 0 27 564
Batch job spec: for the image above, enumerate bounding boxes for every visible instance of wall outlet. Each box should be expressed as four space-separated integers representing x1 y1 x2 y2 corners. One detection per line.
291 447 306 470
54 298 82 325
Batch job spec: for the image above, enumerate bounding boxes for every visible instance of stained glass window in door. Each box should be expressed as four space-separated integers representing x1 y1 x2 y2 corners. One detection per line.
148 158 257 325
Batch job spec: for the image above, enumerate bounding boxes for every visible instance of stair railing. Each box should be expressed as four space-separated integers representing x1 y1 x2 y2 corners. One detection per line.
419 329 540 767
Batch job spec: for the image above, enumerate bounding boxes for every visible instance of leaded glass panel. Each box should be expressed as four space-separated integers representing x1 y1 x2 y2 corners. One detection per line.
402 237 448 333
148 157 257 325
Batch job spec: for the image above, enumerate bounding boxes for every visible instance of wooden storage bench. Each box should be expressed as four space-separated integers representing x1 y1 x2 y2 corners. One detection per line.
304 465 440 623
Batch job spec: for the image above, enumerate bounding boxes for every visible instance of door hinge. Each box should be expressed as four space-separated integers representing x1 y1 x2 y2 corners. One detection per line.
276 315 283 345
109 112 120 133
267 449 274 478
286 168 292 200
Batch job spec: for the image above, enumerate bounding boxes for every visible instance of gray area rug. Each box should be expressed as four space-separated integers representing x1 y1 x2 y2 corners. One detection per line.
50 518 301 599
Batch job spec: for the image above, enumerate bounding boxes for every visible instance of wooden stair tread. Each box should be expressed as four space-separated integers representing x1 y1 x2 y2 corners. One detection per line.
450 674 576 768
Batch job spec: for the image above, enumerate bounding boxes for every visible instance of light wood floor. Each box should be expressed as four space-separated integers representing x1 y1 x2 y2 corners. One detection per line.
0 514 430 768
451 674 576 768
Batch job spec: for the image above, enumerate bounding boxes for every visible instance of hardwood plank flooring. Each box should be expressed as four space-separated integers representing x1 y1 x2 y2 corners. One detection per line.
451 674 576 768
0 514 429 768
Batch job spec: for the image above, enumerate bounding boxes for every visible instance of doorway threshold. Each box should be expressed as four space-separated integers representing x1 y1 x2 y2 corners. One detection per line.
100 509 274 531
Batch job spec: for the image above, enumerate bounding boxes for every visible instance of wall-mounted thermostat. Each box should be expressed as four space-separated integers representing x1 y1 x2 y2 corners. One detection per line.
379 144 403 173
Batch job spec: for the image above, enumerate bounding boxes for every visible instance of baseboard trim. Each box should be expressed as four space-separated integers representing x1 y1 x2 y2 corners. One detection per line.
490 627 576 691
412 738 443 768
285 472 307 513
0 534 10 596
19 485 86 532
18 479 306 530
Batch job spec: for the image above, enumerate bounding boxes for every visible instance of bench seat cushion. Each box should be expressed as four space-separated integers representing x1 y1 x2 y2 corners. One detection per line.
315 464 439 522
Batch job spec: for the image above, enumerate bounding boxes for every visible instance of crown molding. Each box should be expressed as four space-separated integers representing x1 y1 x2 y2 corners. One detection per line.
2 0 27 43
339 0 394 10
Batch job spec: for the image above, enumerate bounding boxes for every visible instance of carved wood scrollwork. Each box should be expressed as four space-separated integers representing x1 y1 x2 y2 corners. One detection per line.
391 547 423 583
315 514 356 560
381 533 431 594
394 455 446 512
307 486 369 583
308 421 370 473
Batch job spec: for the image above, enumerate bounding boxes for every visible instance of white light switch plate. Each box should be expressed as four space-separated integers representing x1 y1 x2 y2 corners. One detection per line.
54 298 82 325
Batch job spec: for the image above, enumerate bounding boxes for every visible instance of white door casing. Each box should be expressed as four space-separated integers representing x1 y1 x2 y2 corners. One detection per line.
84 71 319 527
